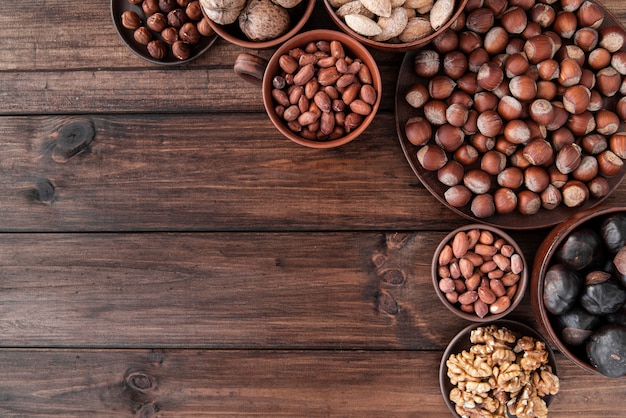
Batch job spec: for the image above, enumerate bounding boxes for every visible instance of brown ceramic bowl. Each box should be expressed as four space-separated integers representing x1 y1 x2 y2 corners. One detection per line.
432 224 528 322
233 29 382 148
395 1 626 229
323 0 468 52
111 0 217 65
202 0 315 49
440 320 558 417
531 205 626 377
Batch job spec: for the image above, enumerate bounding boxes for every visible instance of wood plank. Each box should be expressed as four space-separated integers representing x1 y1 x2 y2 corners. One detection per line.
0 113 478 232
0 231 544 348
0 349 624 417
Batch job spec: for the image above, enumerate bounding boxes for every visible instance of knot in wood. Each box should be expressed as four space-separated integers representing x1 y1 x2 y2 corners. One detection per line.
52 118 95 163
124 370 157 394
376 290 398 315
379 268 406 285
35 179 55 203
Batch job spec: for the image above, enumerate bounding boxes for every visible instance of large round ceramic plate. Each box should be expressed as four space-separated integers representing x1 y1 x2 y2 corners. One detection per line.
395 2 626 230
111 0 217 65
439 320 559 417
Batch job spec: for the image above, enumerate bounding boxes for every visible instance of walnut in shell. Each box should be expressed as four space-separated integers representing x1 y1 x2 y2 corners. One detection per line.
239 0 290 41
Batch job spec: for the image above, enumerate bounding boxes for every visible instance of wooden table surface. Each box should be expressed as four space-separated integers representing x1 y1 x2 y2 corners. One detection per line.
2 0 626 416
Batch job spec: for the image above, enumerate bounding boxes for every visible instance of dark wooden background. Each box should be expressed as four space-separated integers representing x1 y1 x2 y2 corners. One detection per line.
1 0 626 416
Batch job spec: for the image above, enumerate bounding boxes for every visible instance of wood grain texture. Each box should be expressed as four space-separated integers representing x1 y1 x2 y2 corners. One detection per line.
1 349 625 417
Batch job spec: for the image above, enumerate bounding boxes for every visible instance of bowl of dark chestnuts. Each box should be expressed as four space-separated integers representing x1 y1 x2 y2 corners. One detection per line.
432 224 528 322
531 205 626 378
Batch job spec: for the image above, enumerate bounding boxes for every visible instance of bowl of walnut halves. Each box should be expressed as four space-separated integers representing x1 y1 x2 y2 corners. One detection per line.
439 320 560 418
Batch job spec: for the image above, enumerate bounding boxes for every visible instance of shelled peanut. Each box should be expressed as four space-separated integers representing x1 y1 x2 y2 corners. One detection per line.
404 0 626 218
271 40 378 141
437 228 524 318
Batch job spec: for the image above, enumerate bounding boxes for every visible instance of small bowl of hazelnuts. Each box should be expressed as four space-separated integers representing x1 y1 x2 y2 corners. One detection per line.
112 0 218 64
432 224 528 322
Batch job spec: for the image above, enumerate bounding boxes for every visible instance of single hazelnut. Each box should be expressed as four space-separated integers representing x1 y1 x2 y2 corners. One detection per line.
587 89 603 112
179 22 200 44
567 111 596 136
555 143 582 174
147 40 167 60
121 10 142 30
414 50 440 78
146 13 167 32
471 194 496 218
549 166 569 188
553 11 578 39
197 18 214 37
522 21 542 40
477 62 504 91
161 26 179 44
142 0 160 15
597 149 624 177
556 44 586 66
557 58 582 87
524 34 555 64
454 144 480 166
476 110 503 137
541 184 562 210
416 144 448 171
497 95 523 120
587 47 612 70
446 103 470 127
473 92 499 113
574 27 599 52
595 110 620 135
448 91 474 108
168 8 188 28
458 31 483 54
596 67 622 97
561 180 589 207
457 73 479 94
528 99 555 125
405 117 432 146
600 25 626 52
572 155 599 182
501 7 528 34
610 132 626 158
562 84 591 114
582 133 608 155
428 76 456 100
443 51 468 79
480 150 507 175
497 166 524 189
523 138 553 166
470 132 495 152
588 176 610 198
444 185 473 207
435 124 465 152
503 119 531 144
484 0 508 16
172 40 191 60
466 7 495 33
509 75 537 101
494 188 518 214
536 59 559 81
546 102 569 131
561 0 585 12
551 127 575 151
484 26 509 55
536 80 558 100
133 26 153 45
530 3 556 28
496 137 519 158
159 0 177 13
424 100 448 125
579 69 596 90
438 161 465 187
577 1 604 29
517 190 541 215
464 169 492 194
405 83 429 109
186 1 203 21
504 52 530 78
506 37 526 54
524 165 550 193
432 29 459 54
463 110 480 136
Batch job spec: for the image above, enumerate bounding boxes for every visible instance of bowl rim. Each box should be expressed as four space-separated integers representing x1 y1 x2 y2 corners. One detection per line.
322 0 469 52
432 224 528 322
261 29 383 149
530 204 626 376
203 0 316 50
439 319 559 417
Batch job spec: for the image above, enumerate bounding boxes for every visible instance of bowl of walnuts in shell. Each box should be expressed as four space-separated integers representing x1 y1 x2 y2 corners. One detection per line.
112 0 218 64
200 0 316 49
395 0 626 229
323 0 469 52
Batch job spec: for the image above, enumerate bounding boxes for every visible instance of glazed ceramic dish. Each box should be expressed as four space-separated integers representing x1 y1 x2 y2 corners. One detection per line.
203 0 315 50
395 1 626 229
112 0 217 65
323 0 469 52
439 320 559 417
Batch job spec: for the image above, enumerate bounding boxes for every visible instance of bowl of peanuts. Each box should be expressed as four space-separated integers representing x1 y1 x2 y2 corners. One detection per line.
323 0 469 52
432 224 528 322
440 320 559 417
234 29 382 148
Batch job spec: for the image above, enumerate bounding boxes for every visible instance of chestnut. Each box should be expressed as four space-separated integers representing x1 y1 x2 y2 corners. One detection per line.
601 213 626 254
543 263 582 315
557 305 601 346
555 227 604 271
580 281 626 315
587 325 626 378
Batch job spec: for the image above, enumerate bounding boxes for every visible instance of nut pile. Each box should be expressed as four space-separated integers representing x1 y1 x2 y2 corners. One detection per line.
200 0 299 42
328 0 458 43
270 40 378 141
446 324 559 418
437 227 524 318
121 0 214 61
404 0 626 218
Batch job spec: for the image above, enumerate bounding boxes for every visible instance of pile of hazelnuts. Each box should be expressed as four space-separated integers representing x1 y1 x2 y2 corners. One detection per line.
120 0 214 61
404 0 626 218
